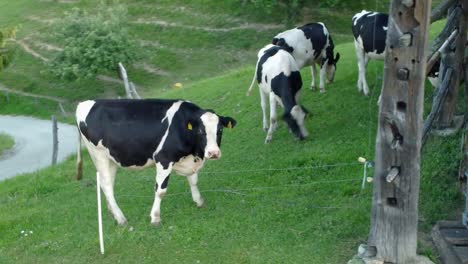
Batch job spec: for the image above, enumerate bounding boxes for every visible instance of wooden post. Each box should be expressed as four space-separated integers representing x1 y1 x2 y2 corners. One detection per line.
434 2 466 129
118 62 133 99
431 0 456 23
422 68 453 145
367 1 432 263
51 115 58 165
118 63 141 99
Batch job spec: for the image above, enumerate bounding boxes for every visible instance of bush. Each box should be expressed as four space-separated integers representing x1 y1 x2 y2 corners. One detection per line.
48 3 139 80
0 28 16 71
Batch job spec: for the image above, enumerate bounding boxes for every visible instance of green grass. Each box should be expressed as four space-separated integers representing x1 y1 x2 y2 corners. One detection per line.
0 133 14 156
0 38 463 263
0 1 463 263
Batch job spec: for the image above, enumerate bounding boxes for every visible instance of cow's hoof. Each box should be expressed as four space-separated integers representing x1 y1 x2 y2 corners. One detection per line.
263 127 269 132
115 217 128 226
319 89 326 94
196 199 205 208
310 86 316 91
151 220 161 227
265 138 272 144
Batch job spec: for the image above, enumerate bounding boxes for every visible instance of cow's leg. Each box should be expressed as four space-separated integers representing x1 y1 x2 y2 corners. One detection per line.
265 93 277 144
319 62 327 93
355 41 370 96
259 89 269 132
310 64 316 90
361 54 370 96
150 162 173 226
97 162 127 225
187 173 204 207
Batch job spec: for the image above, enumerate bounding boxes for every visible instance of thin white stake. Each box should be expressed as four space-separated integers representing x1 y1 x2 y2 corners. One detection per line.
96 172 104 255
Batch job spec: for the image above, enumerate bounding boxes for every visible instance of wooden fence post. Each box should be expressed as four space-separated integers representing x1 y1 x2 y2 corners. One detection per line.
51 115 58 165
366 1 432 263
118 62 141 99
434 1 466 129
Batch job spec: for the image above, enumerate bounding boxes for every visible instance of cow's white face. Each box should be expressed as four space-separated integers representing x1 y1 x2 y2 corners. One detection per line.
200 112 222 160
194 112 236 160
326 63 336 83
325 52 340 83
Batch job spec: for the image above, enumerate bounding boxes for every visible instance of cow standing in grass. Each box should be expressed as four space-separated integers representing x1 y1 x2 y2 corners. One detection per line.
247 44 308 143
270 22 340 93
352 10 440 96
76 99 236 226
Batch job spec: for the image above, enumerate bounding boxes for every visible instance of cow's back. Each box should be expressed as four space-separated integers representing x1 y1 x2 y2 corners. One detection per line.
257 47 298 88
352 11 388 55
77 99 181 167
297 22 329 60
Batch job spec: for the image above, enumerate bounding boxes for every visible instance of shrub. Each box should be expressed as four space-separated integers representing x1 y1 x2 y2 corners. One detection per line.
48 3 139 80
0 28 16 71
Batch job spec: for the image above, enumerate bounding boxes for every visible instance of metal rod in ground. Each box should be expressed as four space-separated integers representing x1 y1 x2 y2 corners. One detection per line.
51 115 58 165
97 172 104 255
361 163 367 190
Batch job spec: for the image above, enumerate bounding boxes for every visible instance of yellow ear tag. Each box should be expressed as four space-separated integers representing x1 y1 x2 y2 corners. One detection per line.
187 122 193 130
227 121 232 128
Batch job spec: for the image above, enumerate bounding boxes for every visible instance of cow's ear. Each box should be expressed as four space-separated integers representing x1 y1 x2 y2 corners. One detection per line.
335 52 340 63
220 116 237 129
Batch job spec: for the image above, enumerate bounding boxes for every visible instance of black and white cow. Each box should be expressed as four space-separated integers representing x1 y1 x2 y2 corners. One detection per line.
247 44 308 143
352 10 440 96
352 10 388 96
75 99 236 226
271 22 340 93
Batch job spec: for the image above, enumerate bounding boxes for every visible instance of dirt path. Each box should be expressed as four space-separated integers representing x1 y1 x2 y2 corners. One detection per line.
0 115 77 181
0 83 65 103
132 19 282 32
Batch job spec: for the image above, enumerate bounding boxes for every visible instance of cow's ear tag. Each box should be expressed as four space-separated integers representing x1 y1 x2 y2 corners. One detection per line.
187 122 193 130
227 121 232 128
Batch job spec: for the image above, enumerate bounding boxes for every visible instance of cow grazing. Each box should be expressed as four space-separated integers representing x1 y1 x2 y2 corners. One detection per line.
352 10 388 96
271 22 340 93
247 44 308 143
352 10 440 96
75 99 236 226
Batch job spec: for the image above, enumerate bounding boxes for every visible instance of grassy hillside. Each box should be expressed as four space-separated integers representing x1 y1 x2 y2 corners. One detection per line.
0 0 419 110
0 36 463 263
0 1 463 263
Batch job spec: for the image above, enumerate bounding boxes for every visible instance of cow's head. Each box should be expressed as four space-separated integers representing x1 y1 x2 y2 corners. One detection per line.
188 111 236 160
324 52 340 84
283 105 308 141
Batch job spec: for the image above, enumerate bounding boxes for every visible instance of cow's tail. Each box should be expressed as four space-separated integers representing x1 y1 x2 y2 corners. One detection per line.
76 125 83 180
246 69 257 96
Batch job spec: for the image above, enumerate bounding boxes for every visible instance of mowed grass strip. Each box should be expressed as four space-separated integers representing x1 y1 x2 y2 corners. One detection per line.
0 133 14 156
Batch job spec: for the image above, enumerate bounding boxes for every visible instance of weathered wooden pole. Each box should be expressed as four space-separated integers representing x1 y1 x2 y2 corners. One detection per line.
367 0 432 263
118 62 141 99
118 62 133 99
51 115 58 165
434 1 466 129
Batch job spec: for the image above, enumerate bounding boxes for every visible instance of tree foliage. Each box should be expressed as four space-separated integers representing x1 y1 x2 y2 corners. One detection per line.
0 28 16 72
48 3 139 80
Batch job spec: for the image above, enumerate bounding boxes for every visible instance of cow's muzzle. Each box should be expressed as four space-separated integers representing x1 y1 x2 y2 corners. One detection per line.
206 150 221 160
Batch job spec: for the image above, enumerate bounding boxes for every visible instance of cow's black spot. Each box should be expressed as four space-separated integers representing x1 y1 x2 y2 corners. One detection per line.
256 45 291 84
161 175 170 189
298 23 328 59
270 71 304 139
352 12 388 54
